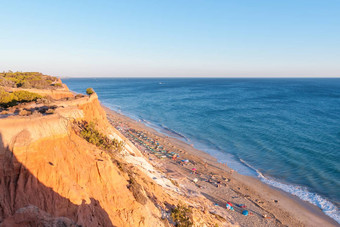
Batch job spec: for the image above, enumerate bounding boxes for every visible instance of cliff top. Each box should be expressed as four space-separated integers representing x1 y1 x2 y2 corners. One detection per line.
0 72 75 110
0 71 62 90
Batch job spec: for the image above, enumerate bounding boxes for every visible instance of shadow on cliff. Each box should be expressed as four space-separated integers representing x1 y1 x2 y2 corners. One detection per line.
0 133 115 227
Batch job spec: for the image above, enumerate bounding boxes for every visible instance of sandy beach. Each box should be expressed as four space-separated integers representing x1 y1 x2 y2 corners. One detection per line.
103 106 338 227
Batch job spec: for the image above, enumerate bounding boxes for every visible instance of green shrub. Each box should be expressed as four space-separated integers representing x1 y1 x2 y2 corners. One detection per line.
54 83 62 87
76 121 124 152
0 76 16 87
13 90 42 102
171 203 193 227
0 88 17 107
86 88 95 95
0 89 42 107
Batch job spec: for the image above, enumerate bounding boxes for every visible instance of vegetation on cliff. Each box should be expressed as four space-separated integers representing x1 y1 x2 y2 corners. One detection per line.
171 203 193 227
0 71 61 89
86 87 95 95
0 88 42 107
75 120 124 153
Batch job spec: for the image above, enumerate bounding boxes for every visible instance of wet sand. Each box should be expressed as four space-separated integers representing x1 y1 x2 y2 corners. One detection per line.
103 106 338 227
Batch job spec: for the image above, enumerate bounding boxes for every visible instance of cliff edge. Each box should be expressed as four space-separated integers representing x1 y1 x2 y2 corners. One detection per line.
0 79 233 226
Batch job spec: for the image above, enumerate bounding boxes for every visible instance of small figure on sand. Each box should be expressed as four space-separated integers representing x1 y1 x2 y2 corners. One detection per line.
172 154 178 160
191 168 197 174
226 202 234 211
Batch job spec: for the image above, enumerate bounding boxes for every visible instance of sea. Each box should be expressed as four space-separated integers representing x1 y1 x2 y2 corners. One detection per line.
64 78 340 223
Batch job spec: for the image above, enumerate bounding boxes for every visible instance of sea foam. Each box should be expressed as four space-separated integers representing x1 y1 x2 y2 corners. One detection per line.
240 159 340 224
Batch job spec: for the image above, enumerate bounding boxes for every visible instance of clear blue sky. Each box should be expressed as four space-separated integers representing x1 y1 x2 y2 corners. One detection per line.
0 0 339 77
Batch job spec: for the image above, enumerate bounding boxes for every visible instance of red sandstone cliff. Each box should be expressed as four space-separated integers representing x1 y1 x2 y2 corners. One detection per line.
0 91 230 226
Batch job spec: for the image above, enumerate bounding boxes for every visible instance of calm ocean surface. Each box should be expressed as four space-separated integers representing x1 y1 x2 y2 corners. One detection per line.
64 78 340 222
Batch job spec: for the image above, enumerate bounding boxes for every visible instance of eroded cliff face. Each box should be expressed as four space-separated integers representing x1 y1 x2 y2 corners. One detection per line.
0 93 231 227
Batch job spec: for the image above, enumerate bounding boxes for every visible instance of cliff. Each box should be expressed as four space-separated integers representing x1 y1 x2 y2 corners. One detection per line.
9 86 74 100
0 88 231 226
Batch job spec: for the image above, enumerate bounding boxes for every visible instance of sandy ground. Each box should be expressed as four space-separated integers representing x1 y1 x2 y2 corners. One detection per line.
103 106 338 227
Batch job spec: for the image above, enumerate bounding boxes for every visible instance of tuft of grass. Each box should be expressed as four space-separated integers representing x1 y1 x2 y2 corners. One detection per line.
171 203 193 227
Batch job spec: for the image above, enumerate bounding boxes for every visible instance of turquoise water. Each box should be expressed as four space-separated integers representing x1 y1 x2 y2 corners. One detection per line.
64 78 340 222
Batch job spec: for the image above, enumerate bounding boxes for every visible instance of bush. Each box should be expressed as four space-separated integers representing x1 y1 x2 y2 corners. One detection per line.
0 76 16 87
0 88 17 107
76 121 124 152
54 83 62 87
13 91 42 102
171 203 193 227
0 89 42 107
86 88 95 95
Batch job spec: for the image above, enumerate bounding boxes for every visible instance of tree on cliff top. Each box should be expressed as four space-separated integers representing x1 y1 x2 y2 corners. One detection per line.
86 88 95 95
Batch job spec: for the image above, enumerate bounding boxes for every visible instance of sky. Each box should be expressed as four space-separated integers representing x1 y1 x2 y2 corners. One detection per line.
0 0 339 78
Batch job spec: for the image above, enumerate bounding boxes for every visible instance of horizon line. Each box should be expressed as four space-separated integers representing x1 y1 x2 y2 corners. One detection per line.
60 76 340 79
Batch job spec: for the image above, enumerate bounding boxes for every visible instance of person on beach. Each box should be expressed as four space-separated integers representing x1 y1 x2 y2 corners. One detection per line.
226 202 234 211
191 168 197 174
172 154 177 160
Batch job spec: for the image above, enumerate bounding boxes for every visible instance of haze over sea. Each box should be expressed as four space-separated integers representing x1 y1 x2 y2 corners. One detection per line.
64 78 340 222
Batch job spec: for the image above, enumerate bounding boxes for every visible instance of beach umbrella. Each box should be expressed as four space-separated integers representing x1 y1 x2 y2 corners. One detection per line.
242 210 249 216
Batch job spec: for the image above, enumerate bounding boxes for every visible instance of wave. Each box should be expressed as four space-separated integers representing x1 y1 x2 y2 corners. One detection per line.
140 119 190 142
240 159 340 224
158 124 190 141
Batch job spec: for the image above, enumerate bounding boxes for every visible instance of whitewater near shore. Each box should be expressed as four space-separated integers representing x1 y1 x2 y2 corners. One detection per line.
103 106 339 227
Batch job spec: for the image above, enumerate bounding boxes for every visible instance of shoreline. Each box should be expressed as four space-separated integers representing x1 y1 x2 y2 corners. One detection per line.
102 105 339 226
